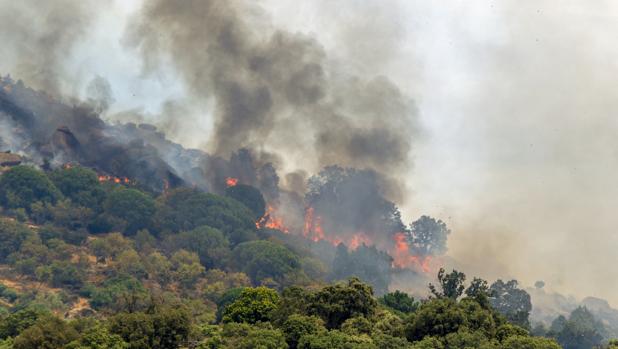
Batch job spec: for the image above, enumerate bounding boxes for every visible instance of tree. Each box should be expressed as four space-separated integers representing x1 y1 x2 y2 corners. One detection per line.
429 268 466 300
331 244 392 296
165 225 231 269
214 322 287 349
225 184 266 220
66 324 128 349
154 188 256 244
170 250 205 289
104 189 156 235
0 219 33 262
308 278 377 329
465 277 491 308
379 290 419 314
409 215 450 256
502 335 561 349
233 240 301 286
297 329 375 349
12 316 79 349
281 314 326 349
489 280 532 328
0 166 61 211
222 287 280 324
49 166 106 211
554 307 605 349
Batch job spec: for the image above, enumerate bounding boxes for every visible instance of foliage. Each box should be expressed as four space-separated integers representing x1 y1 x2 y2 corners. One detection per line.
224 184 266 220
307 278 377 329
331 244 392 296
409 215 450 256
489 279 532 328
233 240 301 286
49 166 106 211
379 290 419 314
429 268 466 300
0 166 61 211
165 225 230 269
222 287 280 324
104 188 156 235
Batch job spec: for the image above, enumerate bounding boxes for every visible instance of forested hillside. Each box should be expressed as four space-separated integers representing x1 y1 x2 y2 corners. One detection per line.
0 164 603 348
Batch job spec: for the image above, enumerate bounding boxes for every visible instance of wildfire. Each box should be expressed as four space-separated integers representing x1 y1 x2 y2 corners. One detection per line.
391 232 432 273
226 177 238 187
256 205 289 233
98 175 132 185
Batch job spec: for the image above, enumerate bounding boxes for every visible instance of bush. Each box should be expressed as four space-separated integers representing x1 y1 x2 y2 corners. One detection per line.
0 166 61 211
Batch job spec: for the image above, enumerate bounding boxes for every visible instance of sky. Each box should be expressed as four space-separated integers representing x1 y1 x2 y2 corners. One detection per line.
2 0 618 304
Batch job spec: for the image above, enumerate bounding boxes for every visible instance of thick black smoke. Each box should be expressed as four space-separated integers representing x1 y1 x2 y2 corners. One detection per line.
126 0 418 202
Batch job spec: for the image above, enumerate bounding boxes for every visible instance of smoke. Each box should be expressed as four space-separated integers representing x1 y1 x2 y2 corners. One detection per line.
0 0 98 94
125 0 418 201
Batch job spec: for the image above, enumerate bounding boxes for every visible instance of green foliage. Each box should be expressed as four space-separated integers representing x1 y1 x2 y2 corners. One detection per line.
211 322 287 349
0 307 50 339
233 240 301 286
297 329 375 349
331 244 392 296
379 290 419 314
501 335 561 349
49 166 106 211
66 323 129 349
222 287 280 324
0 166 61 211
104 188 156 235
0 219 33 262
224 184 266 220
281 314 326 349
308 278 377 329
165 225 231 269
85 276 147 312
12 316 78 349
108 307 191 349
409 215 450 256
429 268 466 300
552 306 605 349
489 279 532 328
155 188 257 244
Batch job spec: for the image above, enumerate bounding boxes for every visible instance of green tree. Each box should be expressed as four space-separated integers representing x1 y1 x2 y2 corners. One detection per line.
233 240 301 286
104 189 155 235
0 307 50 339
225 184 266 220
214 322 287 349
429 268 466 300
281 314 326 349
12 316 78 349
0 219 33 262
66 324 128 349
49 166 105 211
489 279 532 328
554 307 604 349
222 286 280 324
165 225 230 269
308 278 377 329
0 166 61 211
297 329 375 349
155 188 257 244
409 215 450 256
379 290 419 314
170 250 205 289
502 335 561 349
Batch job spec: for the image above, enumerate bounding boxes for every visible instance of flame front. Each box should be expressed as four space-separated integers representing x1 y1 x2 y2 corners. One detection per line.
391 232 432 273
256 205 289 233
226 177 238 187
98 175 132 184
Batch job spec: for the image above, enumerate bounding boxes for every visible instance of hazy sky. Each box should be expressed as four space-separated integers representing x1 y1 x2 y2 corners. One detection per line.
2 0 618 304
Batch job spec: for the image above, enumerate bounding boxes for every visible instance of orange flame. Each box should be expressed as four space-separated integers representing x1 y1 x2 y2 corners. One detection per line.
98 175 132 185
256 205 289 233
391 232 431 273
226 177 238 187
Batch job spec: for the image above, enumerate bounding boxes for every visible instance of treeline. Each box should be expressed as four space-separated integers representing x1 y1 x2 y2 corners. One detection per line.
0 165 609 348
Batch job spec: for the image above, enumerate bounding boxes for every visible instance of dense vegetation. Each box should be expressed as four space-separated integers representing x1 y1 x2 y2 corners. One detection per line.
0 165 609 348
